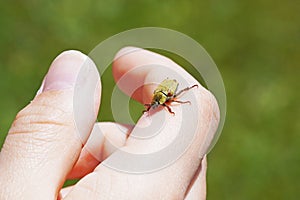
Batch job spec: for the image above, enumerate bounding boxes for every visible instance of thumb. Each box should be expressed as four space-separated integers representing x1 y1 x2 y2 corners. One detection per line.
0 50 101 200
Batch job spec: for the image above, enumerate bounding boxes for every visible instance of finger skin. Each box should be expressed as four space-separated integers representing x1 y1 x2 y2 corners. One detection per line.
67 122 133 179
64 48 220 200
184 155 207 200
0 51 101 200
59 186 73 200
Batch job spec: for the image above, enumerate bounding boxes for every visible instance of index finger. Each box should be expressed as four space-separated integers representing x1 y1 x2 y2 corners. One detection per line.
113 47 202 104
113 47 219 170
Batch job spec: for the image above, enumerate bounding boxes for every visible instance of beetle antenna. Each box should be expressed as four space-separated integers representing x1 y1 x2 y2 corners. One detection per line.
174 84 198 98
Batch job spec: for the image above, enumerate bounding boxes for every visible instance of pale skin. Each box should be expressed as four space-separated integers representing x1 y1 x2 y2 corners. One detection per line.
0 48 219 199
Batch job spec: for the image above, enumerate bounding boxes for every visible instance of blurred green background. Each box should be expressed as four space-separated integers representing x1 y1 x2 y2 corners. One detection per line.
0 0 299 199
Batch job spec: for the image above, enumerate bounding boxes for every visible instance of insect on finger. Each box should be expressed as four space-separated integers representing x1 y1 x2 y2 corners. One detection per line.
143 79 198 115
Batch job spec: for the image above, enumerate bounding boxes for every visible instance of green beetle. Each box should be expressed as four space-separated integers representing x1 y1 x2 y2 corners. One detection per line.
143 79 198 114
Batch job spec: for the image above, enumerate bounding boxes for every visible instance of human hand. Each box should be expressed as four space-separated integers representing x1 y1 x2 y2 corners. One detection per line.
0 48 219 200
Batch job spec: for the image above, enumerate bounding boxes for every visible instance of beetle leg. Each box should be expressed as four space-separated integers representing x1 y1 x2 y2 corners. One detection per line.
170 100 191 104
143 104 152 113
174 84 198 98
163 103 175 115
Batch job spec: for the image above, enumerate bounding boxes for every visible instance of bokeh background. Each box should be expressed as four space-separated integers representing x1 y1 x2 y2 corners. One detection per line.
0 0 299 199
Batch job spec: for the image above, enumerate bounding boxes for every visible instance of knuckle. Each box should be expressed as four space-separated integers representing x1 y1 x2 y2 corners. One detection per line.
9 91 74 136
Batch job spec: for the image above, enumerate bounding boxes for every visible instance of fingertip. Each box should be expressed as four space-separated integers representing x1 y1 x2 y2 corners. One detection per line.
53 50 87 62
112 46 141 82
112 47 203 105
43 50 89 92
114 46 142 61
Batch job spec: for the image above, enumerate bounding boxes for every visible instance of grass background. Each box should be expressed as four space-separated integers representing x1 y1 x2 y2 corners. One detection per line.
0 0 299 199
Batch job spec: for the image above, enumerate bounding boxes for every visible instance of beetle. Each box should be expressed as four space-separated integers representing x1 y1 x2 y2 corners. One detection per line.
143 79 198 114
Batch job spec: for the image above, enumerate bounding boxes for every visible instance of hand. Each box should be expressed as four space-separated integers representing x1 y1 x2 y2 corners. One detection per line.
0 48 219 200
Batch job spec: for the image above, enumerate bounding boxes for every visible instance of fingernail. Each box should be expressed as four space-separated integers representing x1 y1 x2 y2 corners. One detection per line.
43 50 88 92
36 50 101 143
71 52 101 143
